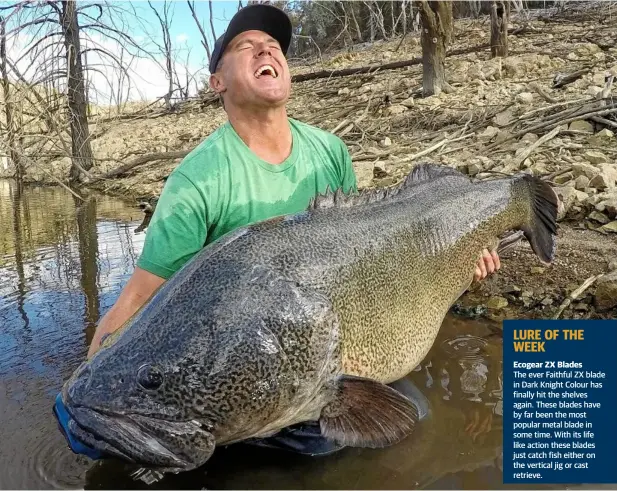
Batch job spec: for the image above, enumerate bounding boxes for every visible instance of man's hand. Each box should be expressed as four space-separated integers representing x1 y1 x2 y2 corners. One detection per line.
87 267 165 359
474 249 500 282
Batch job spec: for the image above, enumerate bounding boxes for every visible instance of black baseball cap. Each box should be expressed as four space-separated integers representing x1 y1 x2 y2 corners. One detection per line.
209 4 292 74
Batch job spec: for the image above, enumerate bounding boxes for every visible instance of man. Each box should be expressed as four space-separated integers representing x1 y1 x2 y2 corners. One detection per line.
56 3 499 460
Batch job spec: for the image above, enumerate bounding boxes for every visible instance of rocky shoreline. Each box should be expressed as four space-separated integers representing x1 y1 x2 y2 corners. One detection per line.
3 4 616 322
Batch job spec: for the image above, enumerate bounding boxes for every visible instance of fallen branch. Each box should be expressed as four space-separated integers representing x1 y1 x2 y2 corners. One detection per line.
552 274 602 320
542 165 573 182
488 102 617 150
291 43 491 83
512 126 560 167
552 66 593 89
591 115 617 129
518 97 593 120
397 133 474 164
528 81 559 103
87 150 190 183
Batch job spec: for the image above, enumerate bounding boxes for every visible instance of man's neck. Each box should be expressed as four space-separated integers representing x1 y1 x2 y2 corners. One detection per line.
227 106 292 165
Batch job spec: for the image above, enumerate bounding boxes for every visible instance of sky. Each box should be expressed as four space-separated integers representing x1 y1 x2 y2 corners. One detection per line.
3 0 246 106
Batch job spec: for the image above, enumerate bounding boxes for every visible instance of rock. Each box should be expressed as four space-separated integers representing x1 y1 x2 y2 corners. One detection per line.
467 63 485 81
586 86 604 97
567 52 579 61
572 162 600 180
595 194 617 218
584 150 609 165
541 297 554 306
386 105 408 115
611 64 617 77
600 221 617 233
400 97 415 108
487 296 509 310
592 72 608 85
609 260 617 271
575 175 590 190
589 164 617 190
590 128 615 143
382 136 392 147
503 57 523 77
521 132 539 143
504 285 522 294
478 126 499 142
573 302 589 312
589 211 611 224
531 267 546 274
494 109 514 127
569 120 594 133
467 163 483 176
495 130 513 145
516 92 534 104
338 87 350 95
529 162 548 176
594 271 617 310
575 43 601 56
555 186 589 220
554 172 574 185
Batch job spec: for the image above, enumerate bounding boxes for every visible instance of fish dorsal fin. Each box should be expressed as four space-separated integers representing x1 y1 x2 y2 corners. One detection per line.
402 162 470 186
307 163 469 211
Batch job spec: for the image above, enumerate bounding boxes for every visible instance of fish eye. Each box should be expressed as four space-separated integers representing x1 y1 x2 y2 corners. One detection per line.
137 364 164 391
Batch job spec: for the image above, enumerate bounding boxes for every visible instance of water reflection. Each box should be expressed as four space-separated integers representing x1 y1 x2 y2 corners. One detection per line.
0 180 145 489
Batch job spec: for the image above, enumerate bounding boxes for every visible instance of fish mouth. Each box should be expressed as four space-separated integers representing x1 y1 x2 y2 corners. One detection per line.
254 63 278 78
63 395 207 470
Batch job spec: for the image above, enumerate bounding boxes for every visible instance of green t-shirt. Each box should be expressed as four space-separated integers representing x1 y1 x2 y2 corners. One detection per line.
136 118 357 279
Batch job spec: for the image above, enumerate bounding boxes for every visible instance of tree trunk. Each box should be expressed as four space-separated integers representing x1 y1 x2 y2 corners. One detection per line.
0 17 24 181
490 1 509 58
419 1 453 97
60 0 94 183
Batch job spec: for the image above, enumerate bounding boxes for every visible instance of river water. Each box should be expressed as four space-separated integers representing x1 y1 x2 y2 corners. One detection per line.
0 179 540 489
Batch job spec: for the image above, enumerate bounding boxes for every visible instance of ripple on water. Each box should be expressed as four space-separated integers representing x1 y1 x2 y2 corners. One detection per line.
439 335 493 402
0 380 91 489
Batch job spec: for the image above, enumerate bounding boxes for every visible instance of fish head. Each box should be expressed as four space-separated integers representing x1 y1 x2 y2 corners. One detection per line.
62 255 341 471
61 319 218 472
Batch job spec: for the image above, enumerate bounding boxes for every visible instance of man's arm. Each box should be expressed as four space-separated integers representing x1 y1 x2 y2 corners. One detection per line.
88 168 211 357
87 267 165 358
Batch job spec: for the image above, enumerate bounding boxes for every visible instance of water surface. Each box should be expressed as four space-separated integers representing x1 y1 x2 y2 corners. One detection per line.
0 180 559 489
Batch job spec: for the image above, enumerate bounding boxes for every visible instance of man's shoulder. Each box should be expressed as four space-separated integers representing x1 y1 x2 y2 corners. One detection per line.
173 122 232 182
289 118 346 150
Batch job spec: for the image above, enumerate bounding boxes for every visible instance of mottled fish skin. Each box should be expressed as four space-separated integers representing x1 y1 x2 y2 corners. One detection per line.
62 162 557 472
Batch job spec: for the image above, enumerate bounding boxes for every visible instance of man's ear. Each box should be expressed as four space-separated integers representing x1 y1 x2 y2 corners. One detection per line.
209 73 226 95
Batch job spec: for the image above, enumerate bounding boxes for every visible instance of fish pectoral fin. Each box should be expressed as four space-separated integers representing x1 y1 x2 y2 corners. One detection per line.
319 375 419 449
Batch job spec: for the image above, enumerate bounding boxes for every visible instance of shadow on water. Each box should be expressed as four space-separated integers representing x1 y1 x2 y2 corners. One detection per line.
0 180 588 490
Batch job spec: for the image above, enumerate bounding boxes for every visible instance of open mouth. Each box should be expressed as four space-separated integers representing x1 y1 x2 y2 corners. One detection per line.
61 391 206 471
254 64 278 79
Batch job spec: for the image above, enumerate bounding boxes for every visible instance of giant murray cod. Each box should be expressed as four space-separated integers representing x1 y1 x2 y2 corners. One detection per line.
61 163 558 473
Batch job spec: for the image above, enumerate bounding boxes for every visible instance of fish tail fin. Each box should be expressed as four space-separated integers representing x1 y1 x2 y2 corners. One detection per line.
513 175 559 264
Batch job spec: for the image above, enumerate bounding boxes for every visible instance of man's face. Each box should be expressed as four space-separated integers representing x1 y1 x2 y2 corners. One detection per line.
210 30 291 110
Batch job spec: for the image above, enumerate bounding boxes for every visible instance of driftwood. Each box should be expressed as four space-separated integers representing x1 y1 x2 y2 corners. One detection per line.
88 150 190 183
552 66 593 89
552 274 602 320
290 43 491 83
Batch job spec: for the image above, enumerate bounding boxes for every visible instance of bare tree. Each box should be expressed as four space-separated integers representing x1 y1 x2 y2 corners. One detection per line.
59 0 94 182
419 0 453 97
208 0 217 41
187 0 212 64
0 15 23 180
490 0 509 58
0 1 158 182
148 0 174 109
